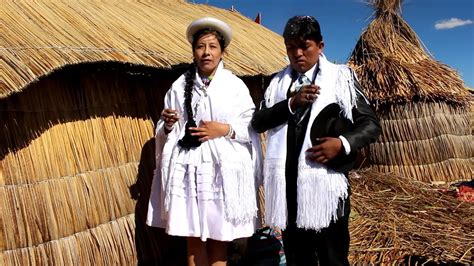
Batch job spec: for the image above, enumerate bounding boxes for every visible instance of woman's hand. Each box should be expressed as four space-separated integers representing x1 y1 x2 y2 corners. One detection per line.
290 84 320 111
161 108 180 133
305 137 342 164
190 121 230 142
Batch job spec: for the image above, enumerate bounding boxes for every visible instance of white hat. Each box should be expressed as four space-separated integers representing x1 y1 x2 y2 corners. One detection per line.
186 17 232 48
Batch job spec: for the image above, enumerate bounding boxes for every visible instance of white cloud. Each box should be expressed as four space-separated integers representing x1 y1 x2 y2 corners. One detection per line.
435 18 473 30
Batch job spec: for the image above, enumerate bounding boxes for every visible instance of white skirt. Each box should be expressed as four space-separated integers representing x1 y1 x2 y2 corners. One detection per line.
148 145 256 242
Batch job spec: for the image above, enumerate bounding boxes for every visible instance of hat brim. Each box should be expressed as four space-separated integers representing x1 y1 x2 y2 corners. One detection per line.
186 17 232 48
309 103 356 173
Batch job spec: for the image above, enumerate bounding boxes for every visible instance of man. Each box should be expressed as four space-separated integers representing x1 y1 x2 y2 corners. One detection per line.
251 16 381 265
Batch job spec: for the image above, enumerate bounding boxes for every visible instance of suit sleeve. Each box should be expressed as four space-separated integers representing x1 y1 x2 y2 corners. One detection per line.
251 99 291 133
342 81 382 152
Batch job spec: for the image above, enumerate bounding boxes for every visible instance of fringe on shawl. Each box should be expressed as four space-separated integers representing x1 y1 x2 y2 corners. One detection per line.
335 66 357 122
264 158 288 229
219 161 258 225
296 161 348 230
146 125 173 227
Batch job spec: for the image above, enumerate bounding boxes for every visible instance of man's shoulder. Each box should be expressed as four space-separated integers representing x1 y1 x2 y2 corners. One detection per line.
271 66 292 81
327 62 354 74
320 56 355 75
329 63 358 83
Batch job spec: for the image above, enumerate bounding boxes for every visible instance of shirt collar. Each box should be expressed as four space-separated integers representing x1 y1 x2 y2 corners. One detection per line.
298 62 318 81
194 60 224 88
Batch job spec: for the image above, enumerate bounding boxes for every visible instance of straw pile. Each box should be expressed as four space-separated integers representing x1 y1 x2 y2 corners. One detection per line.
348 0 473 184
1 0 287 99
349 169 474 264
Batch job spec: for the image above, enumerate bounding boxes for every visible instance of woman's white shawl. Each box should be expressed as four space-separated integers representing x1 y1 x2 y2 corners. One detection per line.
146 62 262 227
264 54 357 230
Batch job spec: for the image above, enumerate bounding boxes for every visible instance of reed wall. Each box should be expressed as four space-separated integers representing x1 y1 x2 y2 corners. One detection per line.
366 102 473 184
1 64 180 265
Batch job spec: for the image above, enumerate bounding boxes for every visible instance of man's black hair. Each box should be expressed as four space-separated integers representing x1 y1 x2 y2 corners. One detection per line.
283 15 323 42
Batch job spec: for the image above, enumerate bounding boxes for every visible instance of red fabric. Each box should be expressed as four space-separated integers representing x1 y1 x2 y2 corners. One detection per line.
255 13 261 24
457 185 474 203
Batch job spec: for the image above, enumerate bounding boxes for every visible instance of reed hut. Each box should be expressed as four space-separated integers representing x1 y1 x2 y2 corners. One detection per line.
348 0 473 184
0 1 286 265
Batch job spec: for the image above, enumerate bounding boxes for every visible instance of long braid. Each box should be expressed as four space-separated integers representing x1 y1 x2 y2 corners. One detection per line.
178 63 201 149
178 28 225 149
183 63 196 125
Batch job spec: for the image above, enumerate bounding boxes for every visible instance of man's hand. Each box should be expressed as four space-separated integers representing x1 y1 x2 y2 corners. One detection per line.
306 137 343 164
190 121 230 142
290 84 320 111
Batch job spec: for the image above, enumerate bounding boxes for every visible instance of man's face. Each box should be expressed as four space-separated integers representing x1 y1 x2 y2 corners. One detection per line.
285 38 324 73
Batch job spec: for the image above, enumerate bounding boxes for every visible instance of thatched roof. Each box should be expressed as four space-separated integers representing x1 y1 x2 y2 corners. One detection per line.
0 0 287 99
348 0 470 107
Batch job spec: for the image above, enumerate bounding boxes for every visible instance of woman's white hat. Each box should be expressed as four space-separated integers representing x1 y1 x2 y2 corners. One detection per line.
186 17 232 48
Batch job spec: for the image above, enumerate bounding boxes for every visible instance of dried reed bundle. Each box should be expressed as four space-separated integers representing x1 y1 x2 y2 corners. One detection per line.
2 162 140 250
349 169 474 264
2 214 137 265
365 102 473 184
348 0 469 107
1 66 169 263
471 97 474 134
376 104 470 143
0 0 287 99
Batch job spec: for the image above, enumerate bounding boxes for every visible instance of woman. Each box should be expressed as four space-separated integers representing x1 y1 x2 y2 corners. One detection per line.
146 17 261 266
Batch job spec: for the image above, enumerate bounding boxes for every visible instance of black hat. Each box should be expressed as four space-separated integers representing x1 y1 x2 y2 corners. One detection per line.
310 103 356 173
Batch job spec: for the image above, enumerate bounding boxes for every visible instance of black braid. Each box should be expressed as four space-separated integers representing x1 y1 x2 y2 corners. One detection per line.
178 29 225 149
178 63 201 149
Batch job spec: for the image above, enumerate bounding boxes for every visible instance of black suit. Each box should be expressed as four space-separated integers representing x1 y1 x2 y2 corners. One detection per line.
251 81 381 266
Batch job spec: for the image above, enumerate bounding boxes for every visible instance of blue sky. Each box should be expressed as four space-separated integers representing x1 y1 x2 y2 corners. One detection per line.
192 0 474 88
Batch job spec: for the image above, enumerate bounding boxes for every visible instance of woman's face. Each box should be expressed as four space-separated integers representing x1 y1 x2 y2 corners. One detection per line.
193 33 223 77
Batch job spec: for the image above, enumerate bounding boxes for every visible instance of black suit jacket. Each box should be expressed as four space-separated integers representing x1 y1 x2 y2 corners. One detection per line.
251 84 381 174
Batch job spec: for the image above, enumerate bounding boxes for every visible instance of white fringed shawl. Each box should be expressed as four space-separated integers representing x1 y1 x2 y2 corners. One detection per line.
146 62 262 227
263 54 357 230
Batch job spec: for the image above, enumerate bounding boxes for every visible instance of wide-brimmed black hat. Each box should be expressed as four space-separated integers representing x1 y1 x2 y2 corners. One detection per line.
309 103 357 173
